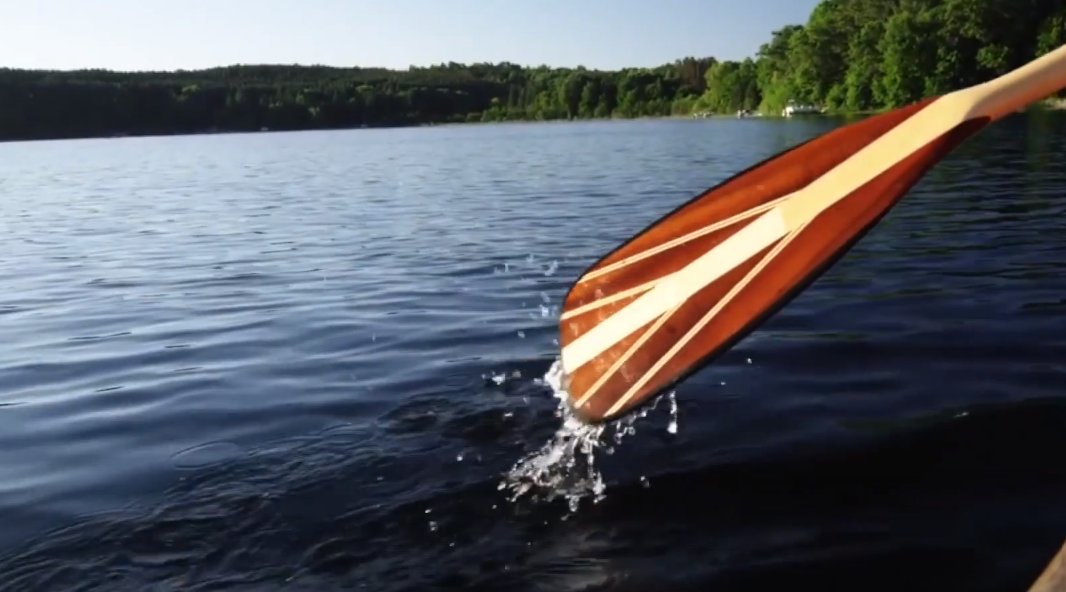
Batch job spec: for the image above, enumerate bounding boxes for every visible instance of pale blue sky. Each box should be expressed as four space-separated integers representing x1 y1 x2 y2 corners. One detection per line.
2 0 819 72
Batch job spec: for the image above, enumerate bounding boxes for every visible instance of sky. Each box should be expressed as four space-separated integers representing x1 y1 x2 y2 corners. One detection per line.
1 0 820 72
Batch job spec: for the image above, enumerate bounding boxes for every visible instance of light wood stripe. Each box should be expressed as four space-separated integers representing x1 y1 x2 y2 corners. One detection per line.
579 194 793 283
602 219 810 417
571 300 683 409
561 207 788 373
559 277 658 321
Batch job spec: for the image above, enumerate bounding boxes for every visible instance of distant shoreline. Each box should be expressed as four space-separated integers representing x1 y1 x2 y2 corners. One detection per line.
2 101 1061 145
4 0 1064 144
0 114 748 144
0 115 671 144
0 112 849 144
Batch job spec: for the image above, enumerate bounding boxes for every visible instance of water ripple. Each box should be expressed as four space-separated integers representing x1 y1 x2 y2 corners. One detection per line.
1 113 1066 591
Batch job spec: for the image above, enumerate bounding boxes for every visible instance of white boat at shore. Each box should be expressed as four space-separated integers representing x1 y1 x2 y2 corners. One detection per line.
782 100 825 117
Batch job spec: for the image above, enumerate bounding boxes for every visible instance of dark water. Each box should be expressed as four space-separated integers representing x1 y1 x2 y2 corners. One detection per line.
1 112 1066 592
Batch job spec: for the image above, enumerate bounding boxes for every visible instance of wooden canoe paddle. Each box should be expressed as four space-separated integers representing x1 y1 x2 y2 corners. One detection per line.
1029 537 1066 592
558 43 1066 424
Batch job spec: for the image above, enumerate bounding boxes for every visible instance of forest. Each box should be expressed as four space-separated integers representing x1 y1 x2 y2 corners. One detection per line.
1 0 1065 141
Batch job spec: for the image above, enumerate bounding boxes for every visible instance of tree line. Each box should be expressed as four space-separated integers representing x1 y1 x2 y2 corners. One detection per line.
1 0 1064 141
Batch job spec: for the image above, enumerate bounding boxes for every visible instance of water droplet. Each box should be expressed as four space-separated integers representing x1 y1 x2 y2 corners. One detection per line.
667 392 679 434
500 360 681 515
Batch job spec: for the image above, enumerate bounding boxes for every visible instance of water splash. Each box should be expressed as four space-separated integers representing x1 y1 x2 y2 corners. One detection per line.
499 359 679 513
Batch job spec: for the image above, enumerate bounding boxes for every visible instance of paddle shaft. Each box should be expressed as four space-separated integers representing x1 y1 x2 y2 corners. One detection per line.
781 42 1066 233
916 48 1066 590
1028 538 1066 592
967 43 1066 122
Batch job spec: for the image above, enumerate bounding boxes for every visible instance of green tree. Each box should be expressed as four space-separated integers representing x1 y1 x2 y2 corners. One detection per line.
3 0 1065 141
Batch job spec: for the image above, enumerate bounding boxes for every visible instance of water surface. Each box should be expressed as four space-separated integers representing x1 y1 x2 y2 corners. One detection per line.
1 113 1066 592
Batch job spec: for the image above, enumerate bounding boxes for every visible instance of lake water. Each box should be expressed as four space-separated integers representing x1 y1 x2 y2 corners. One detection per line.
1 113 1066 592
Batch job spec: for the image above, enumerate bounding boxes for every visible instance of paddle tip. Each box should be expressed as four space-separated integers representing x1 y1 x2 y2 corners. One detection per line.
566 402 600 424
556 367 610 425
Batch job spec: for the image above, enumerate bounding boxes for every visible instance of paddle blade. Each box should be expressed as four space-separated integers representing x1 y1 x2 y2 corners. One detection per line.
558 97 990 423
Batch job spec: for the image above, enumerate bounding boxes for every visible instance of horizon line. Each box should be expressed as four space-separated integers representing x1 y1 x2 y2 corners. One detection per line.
0 52 763 76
